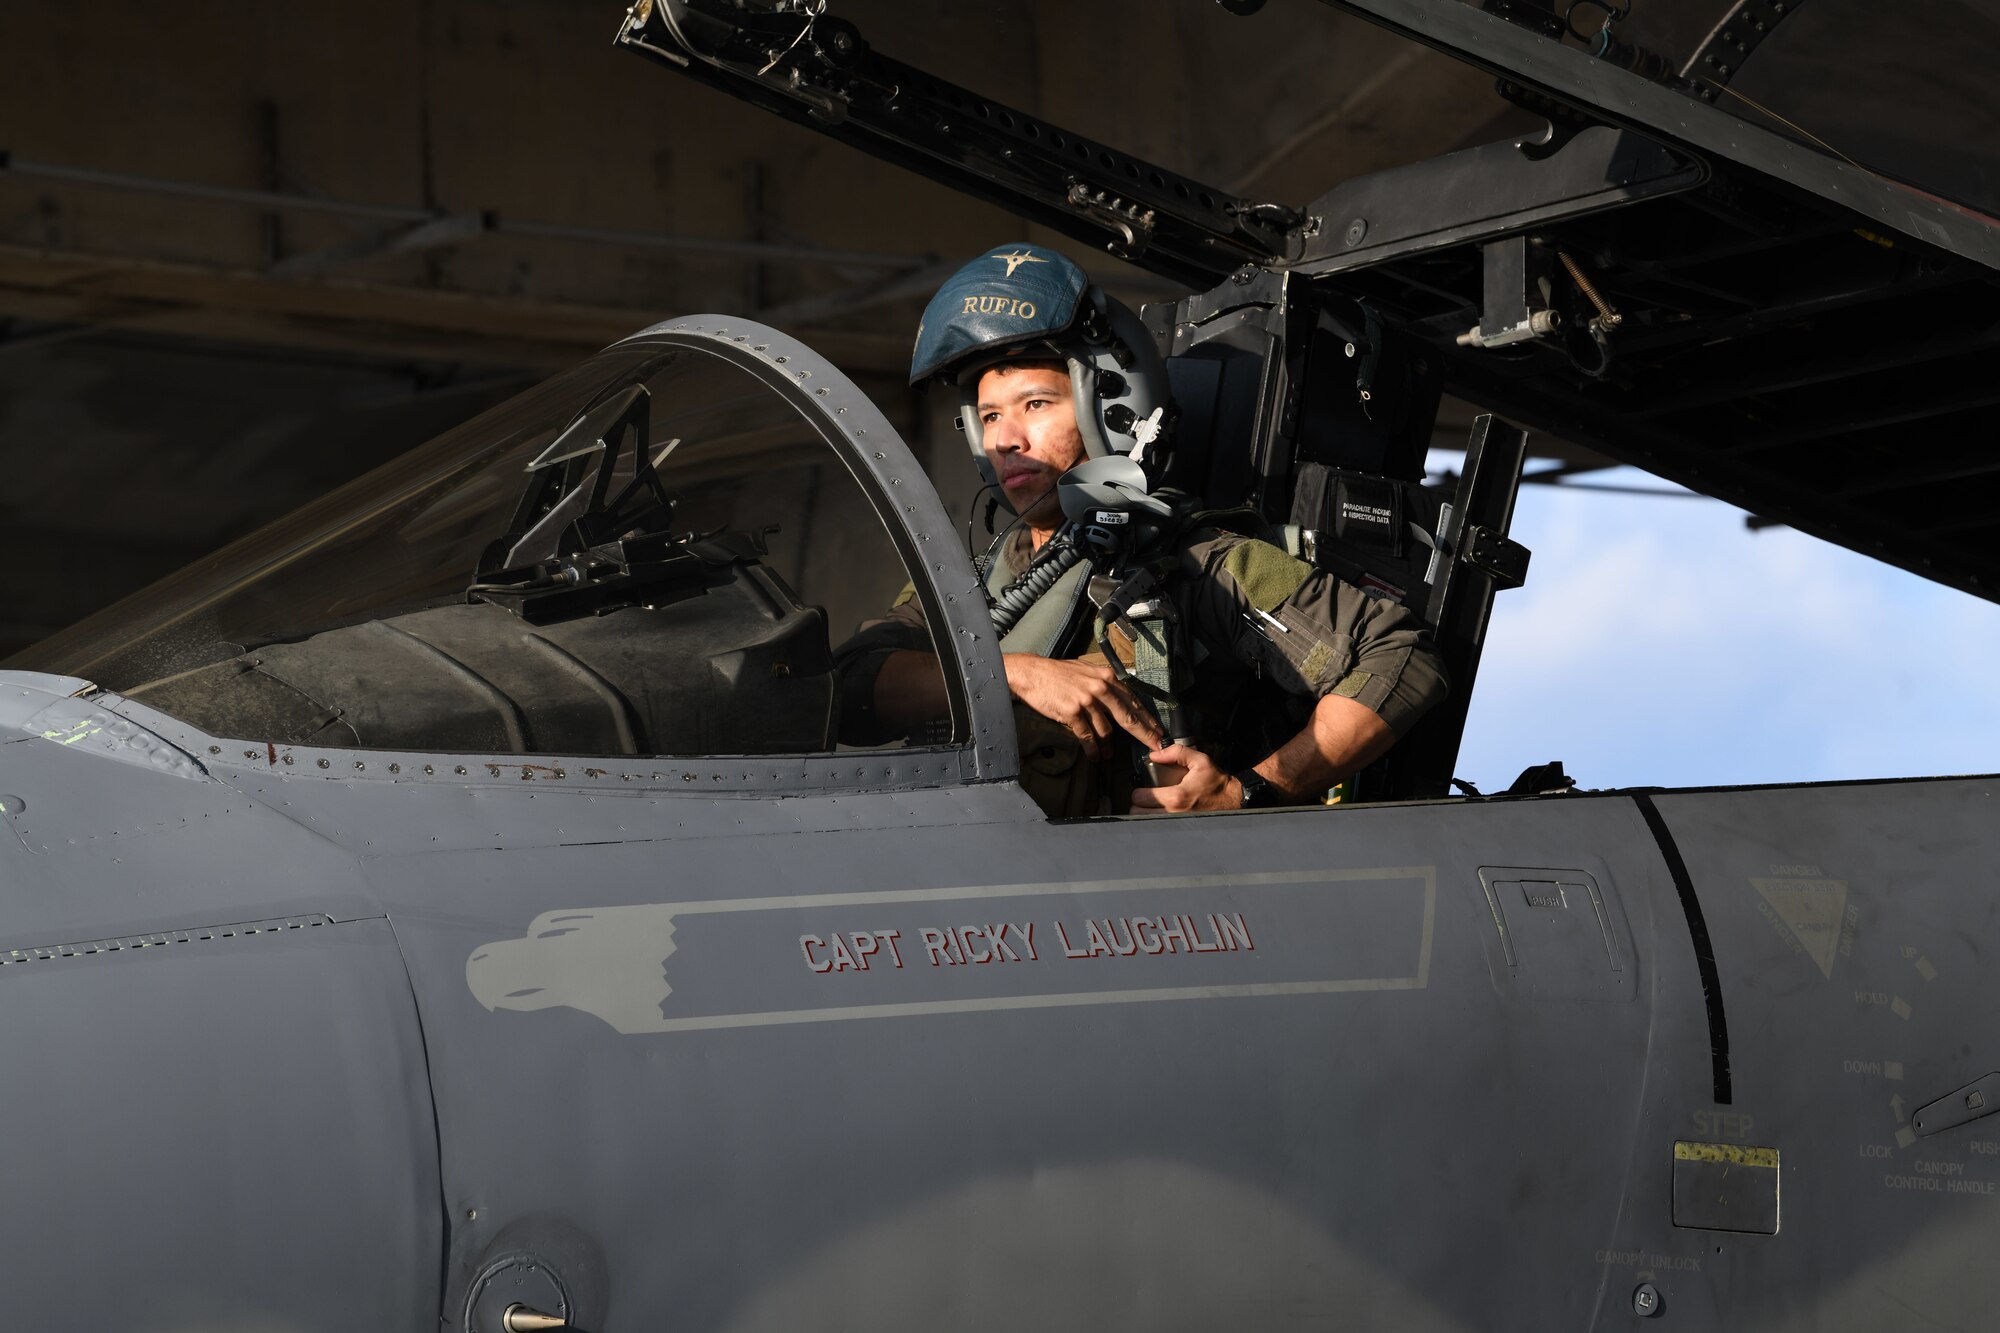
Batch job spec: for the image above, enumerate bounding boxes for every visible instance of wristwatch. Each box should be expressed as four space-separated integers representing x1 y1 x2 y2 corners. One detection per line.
1234 771 1284 809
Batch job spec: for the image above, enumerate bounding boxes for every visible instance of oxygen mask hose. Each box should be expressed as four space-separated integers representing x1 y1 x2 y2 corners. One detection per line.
988 526 1089 637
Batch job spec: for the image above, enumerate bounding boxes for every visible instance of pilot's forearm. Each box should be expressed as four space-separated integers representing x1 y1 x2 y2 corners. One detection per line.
871 649 952 735
1250 692 1397 801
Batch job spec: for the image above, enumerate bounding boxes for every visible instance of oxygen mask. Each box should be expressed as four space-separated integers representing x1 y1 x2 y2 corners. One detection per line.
1057 455 1174 561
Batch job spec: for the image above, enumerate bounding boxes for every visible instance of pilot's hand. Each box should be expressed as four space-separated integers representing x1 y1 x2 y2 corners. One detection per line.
1002 654 1164 760
1128 742 1240 813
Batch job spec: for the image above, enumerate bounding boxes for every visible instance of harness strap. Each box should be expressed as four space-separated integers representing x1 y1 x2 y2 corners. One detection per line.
1089 566 1191 746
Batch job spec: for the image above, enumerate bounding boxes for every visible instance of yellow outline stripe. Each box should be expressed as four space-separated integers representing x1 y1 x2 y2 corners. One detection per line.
1675 1141 1779 1167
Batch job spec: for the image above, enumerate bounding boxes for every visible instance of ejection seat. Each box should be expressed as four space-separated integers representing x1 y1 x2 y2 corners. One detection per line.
1146 269 1531 802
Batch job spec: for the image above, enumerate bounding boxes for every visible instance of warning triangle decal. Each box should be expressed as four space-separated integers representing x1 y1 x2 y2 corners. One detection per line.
1750 877 1848 978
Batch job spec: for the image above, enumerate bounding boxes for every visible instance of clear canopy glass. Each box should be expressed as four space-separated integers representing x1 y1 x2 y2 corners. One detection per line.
12 338 935 759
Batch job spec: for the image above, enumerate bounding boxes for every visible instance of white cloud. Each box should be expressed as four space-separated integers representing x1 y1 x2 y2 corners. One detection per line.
1450 474 2000 793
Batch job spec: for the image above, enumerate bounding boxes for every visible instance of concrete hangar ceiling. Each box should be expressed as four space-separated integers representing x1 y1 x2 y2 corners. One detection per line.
0 1 1530 657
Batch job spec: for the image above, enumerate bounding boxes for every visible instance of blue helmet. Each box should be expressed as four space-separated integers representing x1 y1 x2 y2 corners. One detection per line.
910 244 1173 490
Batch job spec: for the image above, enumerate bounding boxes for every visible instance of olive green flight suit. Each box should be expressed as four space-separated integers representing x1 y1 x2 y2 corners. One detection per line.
834 527 1448 813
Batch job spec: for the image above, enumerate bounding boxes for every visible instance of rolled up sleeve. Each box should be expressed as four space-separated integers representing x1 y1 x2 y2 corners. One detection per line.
1180 532 1449 737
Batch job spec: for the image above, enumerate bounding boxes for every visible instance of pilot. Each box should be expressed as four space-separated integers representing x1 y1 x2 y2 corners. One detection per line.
834 243 1446 814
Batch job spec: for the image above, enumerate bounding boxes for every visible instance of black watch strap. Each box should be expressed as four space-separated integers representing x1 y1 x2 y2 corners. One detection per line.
1235 771 1284 809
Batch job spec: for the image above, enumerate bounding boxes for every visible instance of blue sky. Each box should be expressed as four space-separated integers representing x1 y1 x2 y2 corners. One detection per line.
1447 466 2000 794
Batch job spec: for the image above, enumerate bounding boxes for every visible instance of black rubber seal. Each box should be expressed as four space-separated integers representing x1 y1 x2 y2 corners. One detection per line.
1634 792 1732 1105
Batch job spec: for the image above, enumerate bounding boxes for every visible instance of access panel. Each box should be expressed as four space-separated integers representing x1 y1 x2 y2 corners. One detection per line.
1651 775 2000 1330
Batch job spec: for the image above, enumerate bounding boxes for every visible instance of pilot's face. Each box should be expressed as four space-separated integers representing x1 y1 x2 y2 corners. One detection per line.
976 361 1085 539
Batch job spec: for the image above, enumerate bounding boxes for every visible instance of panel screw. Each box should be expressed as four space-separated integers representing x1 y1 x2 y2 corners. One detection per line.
1634 1283 1663 1317
1343 218 1368 247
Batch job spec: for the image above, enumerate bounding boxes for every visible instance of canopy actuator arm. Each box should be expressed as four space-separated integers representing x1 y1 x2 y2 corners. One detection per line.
615 0 1298 287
